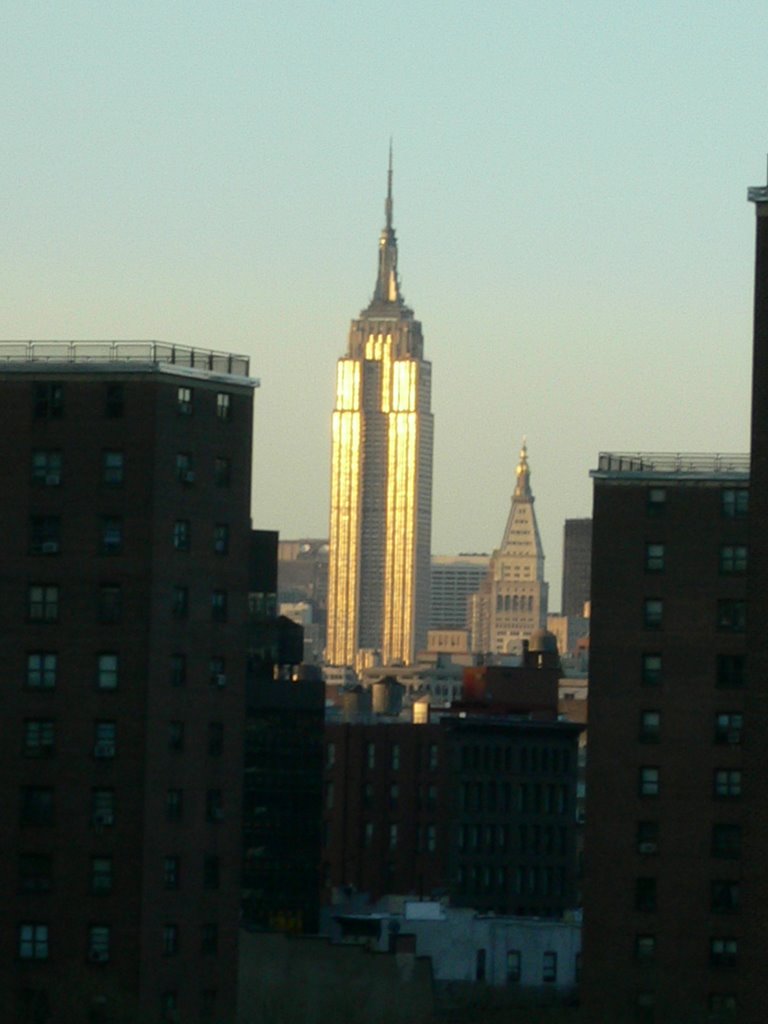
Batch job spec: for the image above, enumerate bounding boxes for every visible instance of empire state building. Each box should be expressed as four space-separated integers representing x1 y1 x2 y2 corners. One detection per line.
326 157 433 668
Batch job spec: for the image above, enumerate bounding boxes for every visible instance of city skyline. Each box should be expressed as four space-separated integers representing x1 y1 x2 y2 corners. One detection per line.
2 2 760 596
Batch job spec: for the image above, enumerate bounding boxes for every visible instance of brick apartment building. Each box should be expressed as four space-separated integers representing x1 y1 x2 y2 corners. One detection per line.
0 341 257 1024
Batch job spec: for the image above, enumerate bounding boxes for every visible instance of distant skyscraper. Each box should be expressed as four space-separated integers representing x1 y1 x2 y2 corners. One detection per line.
326 154 433 668
430 554 490 629
561 518 592 619
470 443 548 654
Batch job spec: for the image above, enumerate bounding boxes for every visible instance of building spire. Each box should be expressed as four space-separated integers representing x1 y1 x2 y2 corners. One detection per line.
514 438 532 499
371 143 403 306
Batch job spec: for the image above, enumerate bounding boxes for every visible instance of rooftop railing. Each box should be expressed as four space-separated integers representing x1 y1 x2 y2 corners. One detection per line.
0 341 250 377
596 452 749 474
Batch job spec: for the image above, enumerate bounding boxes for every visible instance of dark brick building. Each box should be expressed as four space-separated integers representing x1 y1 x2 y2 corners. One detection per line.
581 453 749 1020
0 341 257 1024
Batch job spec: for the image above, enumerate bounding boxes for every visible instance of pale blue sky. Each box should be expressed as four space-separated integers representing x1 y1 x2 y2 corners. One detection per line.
3 1 765 603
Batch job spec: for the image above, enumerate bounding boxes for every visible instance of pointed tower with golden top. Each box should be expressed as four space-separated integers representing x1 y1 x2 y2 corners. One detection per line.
326 151 433 668
470 440 549 655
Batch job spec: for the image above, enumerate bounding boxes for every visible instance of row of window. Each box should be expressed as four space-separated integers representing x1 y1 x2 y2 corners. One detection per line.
18 920 220 962
494 594 536 613
639 767 743 799
330 781 438 811
361 822 437 852
636 710 743 744
31 449 232 487
635 991 737 1016
18 719 224 758
636 821 740 859
641 652 744 688
504 948 565 984
460 780 570 816
460 744 571 774
20 786 225 826
646 486 747 519
27 584 232 623
327 742 440 771
633 876 739 914
458 822 569 856
26 518 231 557
32 382 233 421
643 598 745 632
643 543 747 574
458 863 568 898
635 934 738 966
24 650 230 690
19 851 221 894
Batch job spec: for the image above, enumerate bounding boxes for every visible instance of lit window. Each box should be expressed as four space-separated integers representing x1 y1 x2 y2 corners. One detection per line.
29 516 61 555
213 524 229 554
216 393 231 420
645 544 665 572
643 599 663 629
638 710 661 743
647 488 666 516
714 770 741 798
19 923 49 960
97 653 118 690
101 517 123 554
23 720 55 757
28 585 59 623
31 450 62 485
714 712 743 745
27 652 57 689
177 387 192 414
717 600 746 632
721 488 748 519
639 767 659 796
91 857 113 894
102 451 124 485
173 520 190 551
94 721 116 759
710 937 738 966
542 951 557 983
720 545 747 574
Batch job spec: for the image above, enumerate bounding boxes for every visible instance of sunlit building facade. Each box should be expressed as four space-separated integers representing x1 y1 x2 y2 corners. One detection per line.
326 158 433 668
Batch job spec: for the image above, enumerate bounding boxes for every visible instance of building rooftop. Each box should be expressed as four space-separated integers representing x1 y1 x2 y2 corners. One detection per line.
592 451 749 480
0 340 256 383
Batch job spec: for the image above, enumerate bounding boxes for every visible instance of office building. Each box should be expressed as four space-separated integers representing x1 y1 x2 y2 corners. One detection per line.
326 155 433 669
0 341 257 1024
469 443 548 655
430 554 490 630
561 518 592 621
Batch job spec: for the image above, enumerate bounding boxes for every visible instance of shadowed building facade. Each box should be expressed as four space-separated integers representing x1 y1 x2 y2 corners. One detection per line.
326 157 433 668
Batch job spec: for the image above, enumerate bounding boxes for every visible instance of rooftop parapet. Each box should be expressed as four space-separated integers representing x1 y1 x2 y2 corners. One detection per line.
592 451 749 479
0 340 252 380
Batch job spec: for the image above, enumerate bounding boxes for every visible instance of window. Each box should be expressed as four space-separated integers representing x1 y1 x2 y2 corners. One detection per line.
708 993 738 1014
20 786 54 825
213 524 229 554
172 585 189 618
94 721 116 759
23 720 55 757
201 923 218 954
637 821 659 855
26 652 57 689
326 782 335 810
102 451 124 485
714 770 741 798
711 880 740 914
715 712 743 745
168 721 184 752
712 824 741 859
101 517 123 554
542 951 557 983
211 589 227 621
326 742 336 768
91 857 113 894
201 990 218 1022
639 767 659 797
720 544 747 574
166 789 183 822
31 450 62 485
19 923 49 960
635 877 657 912
161 992 178 1022
643 599 663 629
426 824 436 852
177 387 192 414
162 924 179 956
717 600 746 633
216 392 231 420
389 783 399 808
19 853 52 893
710 937 738 966
389 824 398 850
721 488 748 519
641 653 662 685
506 950 521 984
34 382 63 418
214 456 231 486
170 653 186 687
429 744 439 770
647 487 666 516
105 383 124 418
163 856 180 890
639 710 661 743
209 656 226 687
28 585 59 622
635 934 656 962
208 722 223 756
96 653 118 690
175 452 194 483
206 790 223 823
92 789 115 828
203 855 220 890
645 543 665 572
173 520 190 551
365 742 375 769
98 585 122 623
30 516 61 555
364 822 374 847
717 654 745 689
